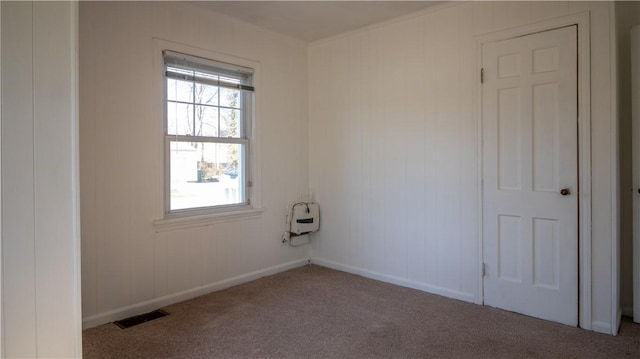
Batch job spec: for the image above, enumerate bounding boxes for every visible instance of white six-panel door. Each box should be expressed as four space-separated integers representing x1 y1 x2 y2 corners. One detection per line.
482 26 578 326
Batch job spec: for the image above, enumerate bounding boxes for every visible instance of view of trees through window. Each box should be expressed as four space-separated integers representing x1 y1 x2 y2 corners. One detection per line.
166 65 248 212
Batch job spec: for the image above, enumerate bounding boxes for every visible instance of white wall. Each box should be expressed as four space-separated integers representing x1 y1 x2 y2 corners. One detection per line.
308 1 619 334
80 1 310 327
1 1 82 357
616 0 640 319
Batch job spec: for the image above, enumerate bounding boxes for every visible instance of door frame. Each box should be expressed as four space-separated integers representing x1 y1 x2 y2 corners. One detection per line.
475 12 592 330
632 25 640 324
0 2 3 355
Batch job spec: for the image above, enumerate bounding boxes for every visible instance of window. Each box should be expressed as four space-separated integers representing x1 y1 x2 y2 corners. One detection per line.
163 51 254 216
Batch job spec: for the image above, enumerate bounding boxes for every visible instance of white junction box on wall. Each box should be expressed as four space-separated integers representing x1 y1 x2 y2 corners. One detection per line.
290 203 320 235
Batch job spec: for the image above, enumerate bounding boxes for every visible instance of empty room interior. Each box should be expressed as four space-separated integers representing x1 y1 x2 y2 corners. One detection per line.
4 0 640 357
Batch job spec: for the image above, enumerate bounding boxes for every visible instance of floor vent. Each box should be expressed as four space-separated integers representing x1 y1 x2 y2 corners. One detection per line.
114 309 168 329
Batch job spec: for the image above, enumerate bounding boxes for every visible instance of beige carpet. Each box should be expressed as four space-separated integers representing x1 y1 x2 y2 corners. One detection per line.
83 265 640 358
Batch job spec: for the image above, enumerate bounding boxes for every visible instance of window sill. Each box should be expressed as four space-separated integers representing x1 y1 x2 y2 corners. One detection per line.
153 207 264 233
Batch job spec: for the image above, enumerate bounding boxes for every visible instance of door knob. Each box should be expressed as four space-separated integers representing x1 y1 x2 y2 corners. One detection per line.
560 188 571 196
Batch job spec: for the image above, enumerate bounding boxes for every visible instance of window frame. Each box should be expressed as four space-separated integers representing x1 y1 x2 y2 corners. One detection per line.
161 47 258 219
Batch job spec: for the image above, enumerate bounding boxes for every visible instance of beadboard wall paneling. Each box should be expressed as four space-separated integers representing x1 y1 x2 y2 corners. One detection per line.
2 3 36 354
80 1 309 327
308 1 618 333
2 1 81 356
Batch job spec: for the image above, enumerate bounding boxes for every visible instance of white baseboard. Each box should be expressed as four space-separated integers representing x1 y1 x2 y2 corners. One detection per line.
82 258 309 329
591 320 613 335
617 308 623 335
310 257 476 303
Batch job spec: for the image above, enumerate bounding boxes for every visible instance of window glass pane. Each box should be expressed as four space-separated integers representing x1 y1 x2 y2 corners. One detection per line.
167 78 193 102
220 108 241 138
220 88 240 109
165 54 252 215
194 83 218 106
194 105 218 137
167 101 193 135
169 141 244 210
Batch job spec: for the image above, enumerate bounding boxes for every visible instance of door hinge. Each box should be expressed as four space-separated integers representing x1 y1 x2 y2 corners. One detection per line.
482 262 486 277
480 68 485 84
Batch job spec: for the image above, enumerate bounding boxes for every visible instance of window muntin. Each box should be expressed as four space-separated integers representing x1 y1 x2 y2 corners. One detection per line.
164 51 253 216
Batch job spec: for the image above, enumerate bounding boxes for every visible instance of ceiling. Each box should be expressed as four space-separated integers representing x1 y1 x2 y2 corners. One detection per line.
196 1 444 43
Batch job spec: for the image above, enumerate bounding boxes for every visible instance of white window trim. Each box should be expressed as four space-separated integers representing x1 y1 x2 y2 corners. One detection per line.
153 207 265 233
153 38 262 229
